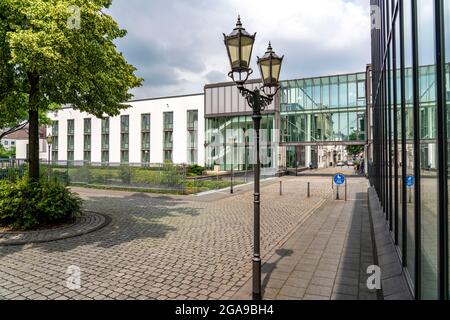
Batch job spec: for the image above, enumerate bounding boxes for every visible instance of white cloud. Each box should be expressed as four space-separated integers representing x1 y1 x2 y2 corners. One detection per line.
108 0 371 99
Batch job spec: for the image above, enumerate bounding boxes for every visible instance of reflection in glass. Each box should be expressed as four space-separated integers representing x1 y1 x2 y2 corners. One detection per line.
205 115 274 171
403 0 416 284
280 73 367 143
444 0 450 297
395 14 403 254
418 0 438 299
339 75 348 108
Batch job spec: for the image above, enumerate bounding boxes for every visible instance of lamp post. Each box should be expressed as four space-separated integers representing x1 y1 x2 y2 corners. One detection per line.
229 138 235 194
46 133 53 179
223 16 284 300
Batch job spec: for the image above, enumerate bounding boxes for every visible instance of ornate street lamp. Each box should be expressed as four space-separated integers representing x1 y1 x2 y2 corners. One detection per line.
223 16 284 300
223 16 256 85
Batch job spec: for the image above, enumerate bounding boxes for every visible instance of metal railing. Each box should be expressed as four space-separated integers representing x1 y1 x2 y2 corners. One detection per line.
0 160 281 195
0 159 28 181
40 161 187 194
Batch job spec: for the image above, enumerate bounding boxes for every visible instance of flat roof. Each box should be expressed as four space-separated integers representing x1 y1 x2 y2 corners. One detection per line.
204 69 368 89
128 92 204 103
281 70 366 83
204 78 264 89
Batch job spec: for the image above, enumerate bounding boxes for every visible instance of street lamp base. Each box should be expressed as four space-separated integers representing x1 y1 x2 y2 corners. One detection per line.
252 256 262 300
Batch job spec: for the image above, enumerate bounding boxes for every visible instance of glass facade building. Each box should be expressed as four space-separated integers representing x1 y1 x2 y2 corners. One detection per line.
280 73 367 143
205 115 275 171
204 74 369 172
370 0 449 299
279 73 368 168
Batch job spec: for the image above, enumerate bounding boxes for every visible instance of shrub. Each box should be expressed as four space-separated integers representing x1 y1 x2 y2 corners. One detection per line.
119 165 132 184
0 179 82 230
162 163 182 186
187 164 205 176
0 145 15 158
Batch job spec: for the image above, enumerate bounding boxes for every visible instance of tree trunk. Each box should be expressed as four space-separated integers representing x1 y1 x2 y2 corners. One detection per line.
28 73 40 181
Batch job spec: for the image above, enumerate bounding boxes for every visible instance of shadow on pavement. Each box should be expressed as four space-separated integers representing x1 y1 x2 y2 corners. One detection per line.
0 190 203 258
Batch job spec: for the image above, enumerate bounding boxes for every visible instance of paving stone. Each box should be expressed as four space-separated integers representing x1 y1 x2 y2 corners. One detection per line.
306 285 333 297
331 293 357 300
310 276 335 288
303 294 329 300
279 285 306 298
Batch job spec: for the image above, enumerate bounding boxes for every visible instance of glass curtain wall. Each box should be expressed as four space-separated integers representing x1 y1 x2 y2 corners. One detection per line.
404 0 416 286
445 0 450 298
280 73 366 144
371 0 449 300
205 114 274 171
417 0 438 299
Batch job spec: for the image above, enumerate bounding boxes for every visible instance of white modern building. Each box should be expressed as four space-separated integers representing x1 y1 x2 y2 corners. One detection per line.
1 137 16 150
45 93 205 166
39 70 369 171
3 127 47 160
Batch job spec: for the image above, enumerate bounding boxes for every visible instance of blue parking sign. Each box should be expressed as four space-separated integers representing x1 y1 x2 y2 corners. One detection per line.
334 173 345 186
406 175 414 188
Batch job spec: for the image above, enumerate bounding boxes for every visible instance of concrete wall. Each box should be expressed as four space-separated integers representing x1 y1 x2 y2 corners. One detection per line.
46 94 205 166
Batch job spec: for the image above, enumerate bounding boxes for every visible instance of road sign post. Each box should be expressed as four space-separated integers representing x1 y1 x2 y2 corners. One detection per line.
334 173 346 201
406 176 414 204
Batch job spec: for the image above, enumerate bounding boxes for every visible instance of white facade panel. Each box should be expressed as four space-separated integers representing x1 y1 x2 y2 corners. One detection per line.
91 117 102 163
15 140 27 159
46 94 205 166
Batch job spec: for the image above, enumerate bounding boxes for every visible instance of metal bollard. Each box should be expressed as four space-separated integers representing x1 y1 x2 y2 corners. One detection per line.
307 182 310 198
280 181 283 196
230 171 234 194
345 180 347 201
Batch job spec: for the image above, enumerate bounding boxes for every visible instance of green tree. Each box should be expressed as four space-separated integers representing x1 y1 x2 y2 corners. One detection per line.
0 145 16 158
346 131 364 156
0 0 142 180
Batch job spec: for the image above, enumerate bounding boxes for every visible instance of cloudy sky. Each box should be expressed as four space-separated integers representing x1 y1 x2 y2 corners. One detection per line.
107 0 371 100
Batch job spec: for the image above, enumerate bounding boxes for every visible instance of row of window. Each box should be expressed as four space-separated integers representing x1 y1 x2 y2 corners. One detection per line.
0 140 15 146
50 110 198 164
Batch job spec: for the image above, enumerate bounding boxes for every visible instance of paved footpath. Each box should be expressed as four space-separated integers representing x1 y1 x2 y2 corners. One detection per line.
1 176 332 300
233 177 379 300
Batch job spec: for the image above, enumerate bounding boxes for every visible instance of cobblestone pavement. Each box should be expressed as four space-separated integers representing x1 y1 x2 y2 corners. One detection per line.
0 212 110 246
0 176 332 300
300 166 360 177
233 177 378 300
